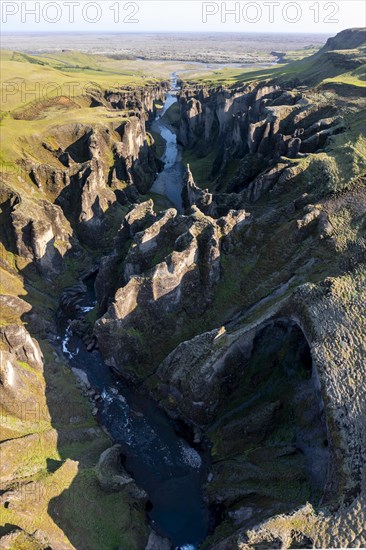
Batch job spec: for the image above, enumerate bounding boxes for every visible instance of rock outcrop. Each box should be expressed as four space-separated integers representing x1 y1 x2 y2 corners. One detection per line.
0 184 74 280
182 165 215 215
145 530 171 550
0 318 49 446
178 81 345 199
104 84 167 113
96 444 147 498
95 202 250 378
22 84 166 247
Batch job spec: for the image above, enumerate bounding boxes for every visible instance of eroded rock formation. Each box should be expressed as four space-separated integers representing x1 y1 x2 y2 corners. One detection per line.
94 201 250 378
178 80 346 203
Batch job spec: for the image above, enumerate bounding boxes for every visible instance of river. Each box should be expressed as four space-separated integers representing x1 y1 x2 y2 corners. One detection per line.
60 77 210 549
150 73 185 211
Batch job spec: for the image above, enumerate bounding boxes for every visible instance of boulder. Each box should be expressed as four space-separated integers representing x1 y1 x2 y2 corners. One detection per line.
145 530 171 550
96 444 147 499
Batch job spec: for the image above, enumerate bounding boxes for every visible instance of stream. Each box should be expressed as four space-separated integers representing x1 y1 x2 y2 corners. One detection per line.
60 77 210 549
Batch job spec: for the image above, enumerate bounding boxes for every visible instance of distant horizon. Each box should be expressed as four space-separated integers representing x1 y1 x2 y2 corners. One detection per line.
1 29 336 36
1 27 335 63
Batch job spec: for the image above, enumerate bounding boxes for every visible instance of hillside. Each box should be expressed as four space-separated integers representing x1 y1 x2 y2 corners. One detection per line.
183 27 366 89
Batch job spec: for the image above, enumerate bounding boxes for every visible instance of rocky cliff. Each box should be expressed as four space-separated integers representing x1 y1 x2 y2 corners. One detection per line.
0 79 166 549
178 80 348 200
91 32 366 548
26 87 165 248
94 201 250 379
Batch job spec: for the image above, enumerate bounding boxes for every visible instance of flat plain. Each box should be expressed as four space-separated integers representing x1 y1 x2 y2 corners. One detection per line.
1 31 329 63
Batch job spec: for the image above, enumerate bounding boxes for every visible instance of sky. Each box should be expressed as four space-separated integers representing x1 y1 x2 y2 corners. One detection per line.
1 0 365 34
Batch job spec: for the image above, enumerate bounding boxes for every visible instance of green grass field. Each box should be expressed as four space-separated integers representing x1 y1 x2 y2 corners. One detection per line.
182 45 366 89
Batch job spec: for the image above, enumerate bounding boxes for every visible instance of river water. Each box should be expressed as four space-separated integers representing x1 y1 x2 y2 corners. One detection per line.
60 78 210 548
150 73 185 211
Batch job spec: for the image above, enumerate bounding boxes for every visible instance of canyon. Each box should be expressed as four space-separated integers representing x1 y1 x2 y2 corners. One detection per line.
0 28 366 550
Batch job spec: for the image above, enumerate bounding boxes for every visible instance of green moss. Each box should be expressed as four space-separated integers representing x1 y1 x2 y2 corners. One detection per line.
0 531 42 549
0 303 25 327
182 146 218 190
16 361 42 378
146 132 153 146
104 203 129 247
208 253 252 322
58 438 108 465
201 520 235 550
162 102 181 127
145 191 174 213
125 327 144 342
221 158 241 187
149 130 166 159
85 305 100 325
150 246 172 268
50 469 148 550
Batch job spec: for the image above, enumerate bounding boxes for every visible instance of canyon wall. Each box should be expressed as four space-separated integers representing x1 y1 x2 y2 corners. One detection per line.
0 83 167 549
91 69 366 547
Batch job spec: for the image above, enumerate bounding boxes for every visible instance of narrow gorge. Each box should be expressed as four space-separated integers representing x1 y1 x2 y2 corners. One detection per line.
1 28 366 550
56 74 331 548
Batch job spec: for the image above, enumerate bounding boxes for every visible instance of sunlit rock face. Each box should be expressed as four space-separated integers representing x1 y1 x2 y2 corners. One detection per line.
94 202 250 379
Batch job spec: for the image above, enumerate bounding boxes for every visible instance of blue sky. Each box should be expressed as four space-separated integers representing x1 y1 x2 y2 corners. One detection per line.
1 1 365 33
